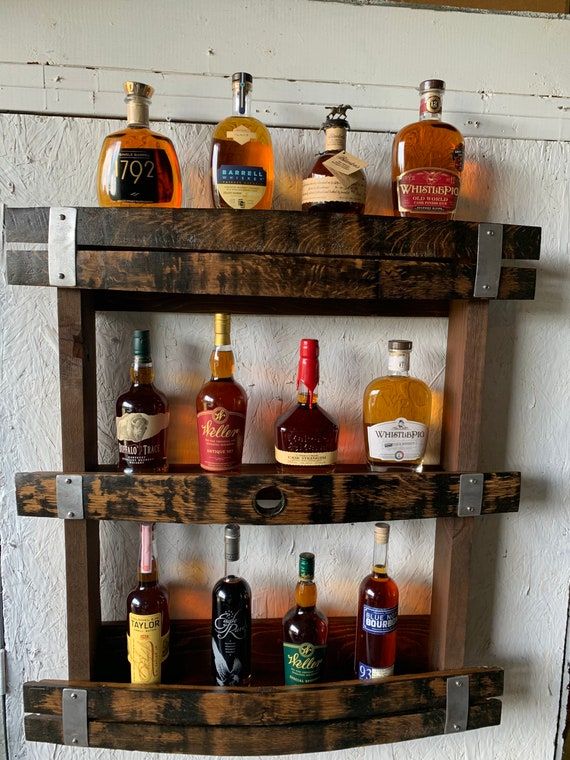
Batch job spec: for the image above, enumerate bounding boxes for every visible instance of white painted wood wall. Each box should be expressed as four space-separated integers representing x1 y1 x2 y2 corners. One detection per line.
0 1 568 758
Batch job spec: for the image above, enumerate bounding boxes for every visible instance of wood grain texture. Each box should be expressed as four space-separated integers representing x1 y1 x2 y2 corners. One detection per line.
15 468 521 525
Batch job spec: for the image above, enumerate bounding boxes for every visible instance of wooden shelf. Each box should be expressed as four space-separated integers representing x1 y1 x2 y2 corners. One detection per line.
15 466 521 524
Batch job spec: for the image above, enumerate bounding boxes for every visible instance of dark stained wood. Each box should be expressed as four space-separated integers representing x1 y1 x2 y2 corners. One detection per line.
15 467 521 524
57 290 101 680
4 206 541 260
430 301 489 670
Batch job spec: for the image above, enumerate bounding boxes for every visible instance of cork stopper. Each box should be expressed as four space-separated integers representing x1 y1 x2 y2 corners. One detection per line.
124 81 154 100
420 79 445 93
388 340 412 351
299 552 315 580
214 313 231 347
374 523 390 544
224 523 240 562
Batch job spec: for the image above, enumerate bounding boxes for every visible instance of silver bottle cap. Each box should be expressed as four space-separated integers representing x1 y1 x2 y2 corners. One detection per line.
224 523 240 562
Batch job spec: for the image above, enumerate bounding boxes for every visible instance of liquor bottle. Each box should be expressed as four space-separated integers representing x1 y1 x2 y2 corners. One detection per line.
302 105 366 214
116 329 169 474
127 523 170 684
97 81 182 207
210 72 274 210
355 522 398 680
282 552 328 685
274 339 339 469
363 340 431 471
211 524 252 686
391 79 464 220
196 314 247 471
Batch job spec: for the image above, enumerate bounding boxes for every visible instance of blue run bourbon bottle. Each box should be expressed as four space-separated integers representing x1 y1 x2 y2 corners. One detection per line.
355 522 399 680
211 524 252 685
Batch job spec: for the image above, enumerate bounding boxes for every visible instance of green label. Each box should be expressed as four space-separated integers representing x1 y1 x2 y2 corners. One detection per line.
283 642 326 685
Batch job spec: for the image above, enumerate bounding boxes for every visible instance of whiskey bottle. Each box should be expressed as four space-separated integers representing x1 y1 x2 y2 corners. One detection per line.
302 105 366 214
210 72 274 210
274 339 339 469
116 329 169 474
127 523 170 684
196 314 248 471
97 81 182 207
355 523 398 680
212 524 252 686
392 79 464 220
282 552 328 685
363 340 431 471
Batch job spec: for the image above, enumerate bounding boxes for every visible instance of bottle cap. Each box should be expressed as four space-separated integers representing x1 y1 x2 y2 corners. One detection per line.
299 552 315 580
224 523 240 562
420 79 445 93
124 81 154 100
232 72 253 84
297 339 319 397
388 340 412 351
374 522 390 544
132 330 151 361
214 313 231 346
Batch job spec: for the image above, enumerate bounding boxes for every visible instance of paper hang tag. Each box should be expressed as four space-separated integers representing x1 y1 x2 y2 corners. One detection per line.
323 151 368 187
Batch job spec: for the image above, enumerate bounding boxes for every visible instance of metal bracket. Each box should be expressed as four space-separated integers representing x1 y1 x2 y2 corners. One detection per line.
0 650 6 696
474 222 503 298
458 473 484 516
444 675 469 734
62 688 88 747
56 475 84 519
48 207 77 287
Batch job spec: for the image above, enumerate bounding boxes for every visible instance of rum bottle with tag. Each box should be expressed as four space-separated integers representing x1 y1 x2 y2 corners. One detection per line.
211 72 274 210
355 523 398 680
392 79 464 220
97 81 182 207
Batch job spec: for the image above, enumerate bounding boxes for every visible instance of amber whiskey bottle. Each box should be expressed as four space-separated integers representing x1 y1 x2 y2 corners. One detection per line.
210 72 274 210
116 330 169 474
302 105 366 214
282 552 328 685
211 524 252 686
355 523 398 680
392 79 464 220
127 523 170 684
97 81 182 207
196 314 248 471
274 339 339 469
363 340 431 471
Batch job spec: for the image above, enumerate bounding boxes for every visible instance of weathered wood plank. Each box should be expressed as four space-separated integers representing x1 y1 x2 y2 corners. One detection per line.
24 700 502 754
15 468 521 525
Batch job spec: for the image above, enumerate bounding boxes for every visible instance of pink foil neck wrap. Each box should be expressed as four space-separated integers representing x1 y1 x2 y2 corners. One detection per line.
296 338 319 409
140 523 153 574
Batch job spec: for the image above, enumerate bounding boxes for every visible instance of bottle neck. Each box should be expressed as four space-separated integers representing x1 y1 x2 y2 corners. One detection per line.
295 578 317 609
131 357 154 385
297 380 319 407
419 90 443 122
210 345 235 380
138 523 158 585
296 354 319 409
388 350 410 377
372 540 389 577
232 85 252 117
126 97 150 127
324 126 346 152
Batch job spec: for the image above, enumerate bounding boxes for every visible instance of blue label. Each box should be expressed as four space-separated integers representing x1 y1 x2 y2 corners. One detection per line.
362 604 398 635
217 165 266 186
358 662 394 680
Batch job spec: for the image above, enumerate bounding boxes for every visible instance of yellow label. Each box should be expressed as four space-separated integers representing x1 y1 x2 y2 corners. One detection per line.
275 447 337 466
301 176 366 205
226 125 257 145
218 183 266 209
127 612 169 684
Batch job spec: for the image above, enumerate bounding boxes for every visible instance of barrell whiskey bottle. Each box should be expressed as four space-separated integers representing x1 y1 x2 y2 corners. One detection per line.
211 72 274 210
392 79 464 220
212 524 252 686
355 523 398 680
116 330 169 474
196 314 248 471
363 340 431 471
97 81 182 207
282 552 328 685
275 339 339 469
127 523 170 684
302 105 366 214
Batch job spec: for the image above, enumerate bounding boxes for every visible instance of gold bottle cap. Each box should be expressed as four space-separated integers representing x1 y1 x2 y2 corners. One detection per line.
214 313 231 346
374 522 390 544
123 81 154 100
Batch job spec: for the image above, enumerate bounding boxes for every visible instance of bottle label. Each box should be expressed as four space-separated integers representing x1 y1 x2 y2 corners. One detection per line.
397 169 460 214
110 148 173 203
197 406 246 470
212 609 250 686
324 127 346 152
117 412 169 467
322 151 368 188
362 604 398 635
274 448 337 466
217 165 267 209
388 351 410 373
127 612 169 684
367 418 427 462
301 176 366 205
283 642 326 684
358 662 394 680
419 91 443 117
226 125 257 145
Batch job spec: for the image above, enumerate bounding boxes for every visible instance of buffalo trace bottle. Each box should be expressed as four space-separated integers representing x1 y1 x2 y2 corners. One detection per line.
212 524 252 686
355 523 398 680
116 330 169 474
392 79 464 220
127 523 170 684
210 72 274 210
196 314 248 471
302 104 366 214
363 340 431 471
282 552 328 685
97 81 182 207
275 339 339 469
